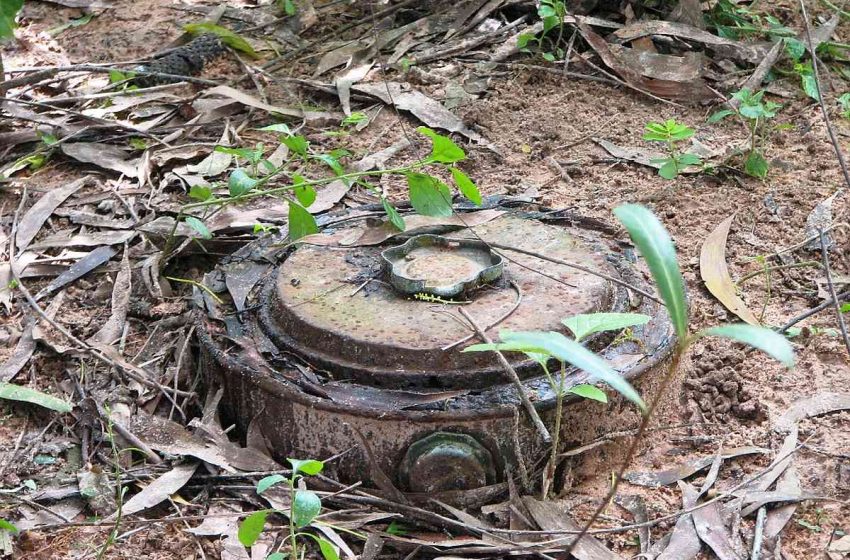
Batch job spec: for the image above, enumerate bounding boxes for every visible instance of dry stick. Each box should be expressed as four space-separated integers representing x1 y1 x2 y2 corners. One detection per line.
777 290 850 333
441 280 523 351
801 0 850 189
458 307 552 443
563 344 684 556
486 242 663 304
752 506 767 560
819 230 850 355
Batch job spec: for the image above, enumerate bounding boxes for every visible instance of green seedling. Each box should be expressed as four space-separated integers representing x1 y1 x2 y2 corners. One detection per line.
517 0 568 62
643 119 703 180
183 22 257 58
239 459 342 560
839 93 850 119
0 0 23 41
277 0 297 16
709 89 780 179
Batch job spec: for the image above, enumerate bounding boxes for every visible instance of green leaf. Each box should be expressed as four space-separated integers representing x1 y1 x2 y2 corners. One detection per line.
313 153 345 177
784 37 806 61
707 109 735 123
744 150 768 178
288 202 318 241
841 303 850 313
293 179 316 208
108 70 127 84
282 135 309 158
281 0 297 16
465 330 646 412
188 185 213 202
613 204 688 341
267 554 286 560
450 167 482 205
292 490 322 527
517 33 535 49
341 112 368 127
0 519 18 534
257 123 292 136
678 153 702 166
386 520 408 536
568 384 608 403
317 537 340 560
287 458 324 476
801 71 820 101
407 173 453 217
561 312 651 342
0 383 73 413
185 216 212 239
658 160 679 180
416 127 466 163
0 0 23 40
256 474 287 495
228 169 258 197
382 198 406 231
542 52 556 62
238 510 270 547
183 22 258 57
701 324 795 368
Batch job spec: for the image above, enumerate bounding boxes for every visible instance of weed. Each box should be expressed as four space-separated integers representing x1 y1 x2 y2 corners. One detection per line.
239 459 346 560
839 93 850 119
709 89 780 179
643 119 703 180
517 0 568 62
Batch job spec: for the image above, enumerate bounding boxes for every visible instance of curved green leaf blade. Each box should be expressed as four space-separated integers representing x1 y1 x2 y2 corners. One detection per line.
562 312 651 342
0 0 23 40
406 173 452 217
238 510 270 546
228 169 258 197
702 324 795 368
317 537 340 560
467 331 645 412
614 204 688 341
287 458 324 476
183 22 258 57
256 474 287 495
292 490 322 527
184 216 212 240
450 167 482 205
288 201 318 241
0 383 72 413
567 384 608 403
416 127 465 163
382 198 406 231
0 519 19 534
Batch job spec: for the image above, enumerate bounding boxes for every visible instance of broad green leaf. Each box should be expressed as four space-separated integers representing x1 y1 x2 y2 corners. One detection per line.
257 123 292 135
382 198 406 231
678 153 702 166
841 303 850 313
465 330 645 412
613 204 688 341
784 37 806 61
0 0 23 40
0 383 72 413
701 324 795 368
561 312 651 342
800 71 820 101
744 150 768 179
416 127 466 163
282 135 309 158
406 173 453 217
229 169 258 197
108 70 127 84
287 458 324 476
517 33 535 49
184 216 212 239
450 167 482 205
281 0 297 16
288 202 318 241
267 554 286 560
658 160 678 180
188 185 213 202
238 510 270 546
568 384 608 403
292 490 321 527
542 52 556 62
707 109 735 123
183 23 258 57
294 182 316 208
0 519 18 534
317 537 340 560
256 474 287 495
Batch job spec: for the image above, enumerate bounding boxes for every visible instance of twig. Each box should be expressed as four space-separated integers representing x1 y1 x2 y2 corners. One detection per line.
486 242 663 304
800 0 850 189
736 261 822 285
457 307 552 443
94 400 162 464
441 280 523 351
776 290 850 333
0 64 218 93
752 506 767 560
818 230 850 355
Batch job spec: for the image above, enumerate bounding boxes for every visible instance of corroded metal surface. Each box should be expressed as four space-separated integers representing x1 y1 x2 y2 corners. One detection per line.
195 204 677 505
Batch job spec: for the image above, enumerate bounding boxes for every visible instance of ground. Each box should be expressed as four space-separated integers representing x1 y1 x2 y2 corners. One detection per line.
1 0 849 559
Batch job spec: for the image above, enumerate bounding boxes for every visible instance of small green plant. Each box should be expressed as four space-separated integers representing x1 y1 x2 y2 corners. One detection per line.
838 93 850 119
277 0 297 16
0 0 23 41
709 89 780 179
517 0 568 62
182 22 258 58
239 459 340 560
643 120 702 180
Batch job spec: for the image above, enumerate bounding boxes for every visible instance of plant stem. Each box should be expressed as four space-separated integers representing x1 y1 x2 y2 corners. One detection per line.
289 479 298 560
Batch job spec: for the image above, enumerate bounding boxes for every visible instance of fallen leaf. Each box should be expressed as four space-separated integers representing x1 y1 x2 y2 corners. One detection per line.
740 491 812 517
27 230 135 251
522 497 624 559
87 247 131 346
775 392 850 431
691 485 743 560
61 143 140 178
0 382 72 412
763 466 801 543
657 482 701 560
223 261 268 312
624 446 766 487
130 410 234 471
201 85 340 124
35 246 117 301
108 462 198 519
700 213 759 325
77 466 117 516
804 189 842 251
0 318 36 382
615 495 649 553
15 177 91 253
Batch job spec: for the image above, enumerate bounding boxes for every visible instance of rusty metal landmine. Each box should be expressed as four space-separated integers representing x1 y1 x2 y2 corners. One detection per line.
195 201 676 508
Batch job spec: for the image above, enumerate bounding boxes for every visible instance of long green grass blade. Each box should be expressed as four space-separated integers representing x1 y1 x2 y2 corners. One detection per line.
702 324 795 368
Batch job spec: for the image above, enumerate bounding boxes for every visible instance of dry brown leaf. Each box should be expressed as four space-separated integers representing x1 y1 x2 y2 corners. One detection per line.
201 85 340 124
87 247 131 346
657 483 701 560
107 462 198 519
522 497 624 559
775 392 850 431
691 488 743 560
130 410 234 471
28 230 135 251
700 213 759 325
624 446 765 487
35 246 117 301
15 177 91 253
61 143 140 178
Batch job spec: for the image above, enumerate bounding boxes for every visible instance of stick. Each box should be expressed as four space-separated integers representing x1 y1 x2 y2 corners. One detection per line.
457 307 552 443
819 230 850 356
